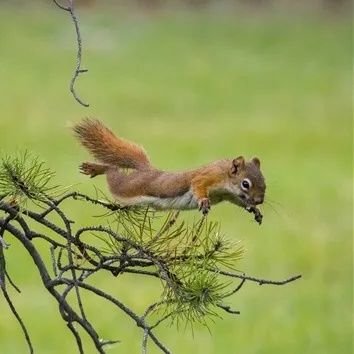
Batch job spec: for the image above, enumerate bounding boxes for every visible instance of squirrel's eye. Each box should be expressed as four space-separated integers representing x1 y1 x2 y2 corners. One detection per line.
241 178 252 191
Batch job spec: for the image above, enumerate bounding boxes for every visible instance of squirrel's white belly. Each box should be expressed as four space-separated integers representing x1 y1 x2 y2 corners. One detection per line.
117 190 198 210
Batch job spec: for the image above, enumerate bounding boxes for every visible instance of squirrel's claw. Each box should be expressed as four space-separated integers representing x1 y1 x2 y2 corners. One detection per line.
79 162 98 178
198 198 211 216
246 206 263 225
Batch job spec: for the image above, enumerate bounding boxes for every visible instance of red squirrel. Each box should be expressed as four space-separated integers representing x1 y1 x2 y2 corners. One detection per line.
73 119 266 223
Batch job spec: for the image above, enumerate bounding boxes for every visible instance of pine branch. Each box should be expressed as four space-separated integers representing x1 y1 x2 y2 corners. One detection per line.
0 153 301 353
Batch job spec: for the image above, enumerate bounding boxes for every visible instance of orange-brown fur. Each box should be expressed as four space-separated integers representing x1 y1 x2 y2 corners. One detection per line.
73 119 150 170
102 160 229 199
73 119 266 214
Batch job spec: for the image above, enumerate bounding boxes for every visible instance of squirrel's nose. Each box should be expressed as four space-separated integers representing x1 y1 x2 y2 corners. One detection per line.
254 196 264 205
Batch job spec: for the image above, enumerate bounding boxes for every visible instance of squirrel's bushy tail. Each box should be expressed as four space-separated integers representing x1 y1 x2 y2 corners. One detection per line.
73 118 150 170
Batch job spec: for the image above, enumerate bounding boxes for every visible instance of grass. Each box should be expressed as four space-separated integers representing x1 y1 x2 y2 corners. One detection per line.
0 4 352 354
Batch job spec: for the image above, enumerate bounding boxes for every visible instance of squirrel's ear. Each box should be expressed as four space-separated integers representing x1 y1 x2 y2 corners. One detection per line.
231 156 245 175
252 157 261 169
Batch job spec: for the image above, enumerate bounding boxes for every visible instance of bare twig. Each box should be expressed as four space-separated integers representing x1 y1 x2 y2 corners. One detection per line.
1 242 33 354
216 303 240 315
52 0 89 107
142 329 149 354
1 287 34 354
213 269 302 285
53 0 70 11
223 277 246 298
5 270 21 293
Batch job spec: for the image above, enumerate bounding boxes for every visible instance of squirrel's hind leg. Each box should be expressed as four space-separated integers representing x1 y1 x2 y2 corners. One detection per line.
80 162 108 178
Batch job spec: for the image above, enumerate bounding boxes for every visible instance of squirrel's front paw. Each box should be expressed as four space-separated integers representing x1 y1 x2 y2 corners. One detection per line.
198 198 211 216
246 206 263 225
80 162 98 178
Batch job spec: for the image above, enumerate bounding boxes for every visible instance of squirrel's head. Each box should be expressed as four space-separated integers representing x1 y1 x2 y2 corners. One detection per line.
229 156 266 207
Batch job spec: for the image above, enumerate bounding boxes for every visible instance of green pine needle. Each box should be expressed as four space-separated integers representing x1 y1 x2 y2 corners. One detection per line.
0 151 58 206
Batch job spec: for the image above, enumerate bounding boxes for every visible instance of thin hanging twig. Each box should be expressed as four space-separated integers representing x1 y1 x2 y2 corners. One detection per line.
52 0 89 107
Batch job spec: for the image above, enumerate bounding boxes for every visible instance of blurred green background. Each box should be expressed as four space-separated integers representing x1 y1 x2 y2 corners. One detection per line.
0 1 352 354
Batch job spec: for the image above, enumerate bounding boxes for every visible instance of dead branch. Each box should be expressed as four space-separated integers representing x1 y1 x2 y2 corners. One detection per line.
52 0 89 107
